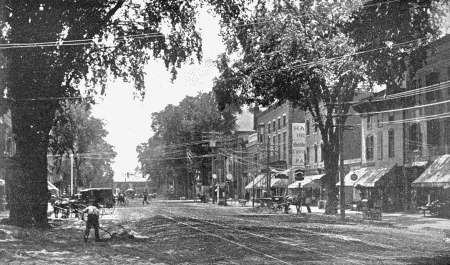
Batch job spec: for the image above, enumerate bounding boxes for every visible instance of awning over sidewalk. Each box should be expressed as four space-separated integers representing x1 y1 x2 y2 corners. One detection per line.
288 174 324 189
337 168 367 187
354 166 396 188
271 177 288 188
245 174 269 189
412 154 450 188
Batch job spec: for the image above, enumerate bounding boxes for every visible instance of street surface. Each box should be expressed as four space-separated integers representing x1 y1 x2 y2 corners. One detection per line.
1 199 450 264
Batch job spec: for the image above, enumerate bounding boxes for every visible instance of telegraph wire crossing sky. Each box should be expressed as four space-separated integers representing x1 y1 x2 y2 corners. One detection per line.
91 10 225 181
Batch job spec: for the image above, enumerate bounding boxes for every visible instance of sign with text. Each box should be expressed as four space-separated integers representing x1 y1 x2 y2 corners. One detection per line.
292 123 306 167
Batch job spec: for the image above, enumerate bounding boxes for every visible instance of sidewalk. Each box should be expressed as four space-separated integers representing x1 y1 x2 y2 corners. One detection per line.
225 200 450 232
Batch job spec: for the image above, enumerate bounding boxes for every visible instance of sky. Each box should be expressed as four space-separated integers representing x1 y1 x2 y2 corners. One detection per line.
91 10 225 181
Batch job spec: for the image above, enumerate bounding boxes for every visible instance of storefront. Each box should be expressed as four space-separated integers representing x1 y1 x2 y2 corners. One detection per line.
288 174 324 205
353 165 402 212
412 154 450 207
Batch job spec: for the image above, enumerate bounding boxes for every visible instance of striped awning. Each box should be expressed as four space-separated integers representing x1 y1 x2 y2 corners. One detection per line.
412 154 450 188
245 174 269 189
354 166 395 188
288 174 324 189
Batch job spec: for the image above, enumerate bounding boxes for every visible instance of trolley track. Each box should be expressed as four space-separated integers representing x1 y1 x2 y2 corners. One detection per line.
159 208 364 264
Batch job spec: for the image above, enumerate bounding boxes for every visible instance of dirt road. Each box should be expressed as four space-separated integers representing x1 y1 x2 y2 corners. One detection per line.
1 199 449 264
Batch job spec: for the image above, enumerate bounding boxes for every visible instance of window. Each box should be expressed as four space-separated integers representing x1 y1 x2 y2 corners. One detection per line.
306 120 310 135
320 143 324 162
366 135 374 160
277 134 281 159
367 115 372 130
425 72 441 102
258 125 264 142
427 119 440 147
377 114 382 127
283 131 287 159
388 129 395 157
272 120 276 132
389 113 394 123
377 131 383 160
283 115 286 127
268 122 271 133
314 122 318 133
278 118 281 129
409 123 420 151
306 147 310 164
314 144 318 163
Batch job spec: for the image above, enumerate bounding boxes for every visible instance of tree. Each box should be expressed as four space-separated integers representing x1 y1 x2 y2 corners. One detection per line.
344 0 449 93
137 92 237 197
212 0 446 214
1 0 247 227
49 101 116 192
213 0 364 214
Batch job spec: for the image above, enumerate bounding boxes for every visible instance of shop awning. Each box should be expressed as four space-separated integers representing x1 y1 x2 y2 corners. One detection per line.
354 166 396 188
288 174 324 189
271 177 288 188
338 168 366 187
245 174 270 189
412 154 450 188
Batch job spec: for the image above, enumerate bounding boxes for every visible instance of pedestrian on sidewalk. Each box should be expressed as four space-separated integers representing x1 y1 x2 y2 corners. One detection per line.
82 201 100 242
142 189 150 205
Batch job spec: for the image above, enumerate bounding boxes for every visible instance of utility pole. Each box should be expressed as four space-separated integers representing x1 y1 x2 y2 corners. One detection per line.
70 153 74 196
338 89 346 221
266 139 270 197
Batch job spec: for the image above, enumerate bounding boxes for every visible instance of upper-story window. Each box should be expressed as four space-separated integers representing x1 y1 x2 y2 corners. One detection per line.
388 113 394 123
409 123 420 151
314 121 318 133
320 143 324 162
306 120 310 135
367 115 372 130
268 122 271 133
306 147 310 164
377 114 382 127
388 129 395 157
366 135 374 161
425 72 441 102
283 115 286 127
278 118 281 130
272 120 276 132
314 144 318 163
377 131 383 160
427 119 440 147
258 125 265 142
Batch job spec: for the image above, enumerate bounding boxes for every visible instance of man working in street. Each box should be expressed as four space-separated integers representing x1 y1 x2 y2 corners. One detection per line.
82 201 100 242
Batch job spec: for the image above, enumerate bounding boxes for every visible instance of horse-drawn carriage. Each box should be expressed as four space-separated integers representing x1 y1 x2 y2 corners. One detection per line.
79 188 116 216
51 188 115 218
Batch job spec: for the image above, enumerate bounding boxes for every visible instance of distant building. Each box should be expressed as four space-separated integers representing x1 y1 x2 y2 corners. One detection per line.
113 172 149 196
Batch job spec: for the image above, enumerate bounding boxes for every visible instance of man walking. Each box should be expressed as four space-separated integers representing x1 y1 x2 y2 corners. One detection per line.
82 201 100 242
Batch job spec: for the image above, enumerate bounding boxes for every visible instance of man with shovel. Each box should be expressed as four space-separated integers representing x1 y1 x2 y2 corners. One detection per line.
82 201 101 242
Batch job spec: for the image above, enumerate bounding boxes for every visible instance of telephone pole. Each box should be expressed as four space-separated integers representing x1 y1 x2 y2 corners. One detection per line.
338 90 346 221
266 139 270 197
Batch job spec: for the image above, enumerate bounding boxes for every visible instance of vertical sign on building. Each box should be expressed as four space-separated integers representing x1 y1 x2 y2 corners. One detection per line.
292 123 306 169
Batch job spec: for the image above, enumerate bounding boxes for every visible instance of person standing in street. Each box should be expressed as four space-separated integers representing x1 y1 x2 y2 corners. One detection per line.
82 201 100 242
143 189 150 205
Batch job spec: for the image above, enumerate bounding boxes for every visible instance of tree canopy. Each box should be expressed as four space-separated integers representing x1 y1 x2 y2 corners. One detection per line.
1 0 248 227
212 0 447 214
137 92 237 197
49 101 116 192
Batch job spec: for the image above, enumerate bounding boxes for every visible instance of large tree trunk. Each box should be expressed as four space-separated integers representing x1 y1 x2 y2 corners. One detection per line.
8 102 55 228
322 142 339 215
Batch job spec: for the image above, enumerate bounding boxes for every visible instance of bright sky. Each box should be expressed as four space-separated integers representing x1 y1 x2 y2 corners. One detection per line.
91 10 225 181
